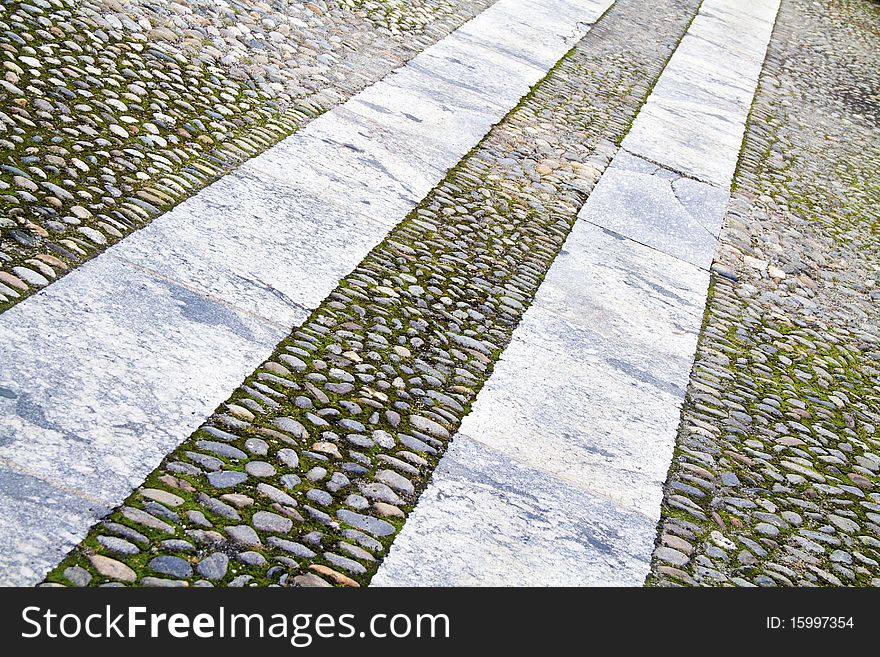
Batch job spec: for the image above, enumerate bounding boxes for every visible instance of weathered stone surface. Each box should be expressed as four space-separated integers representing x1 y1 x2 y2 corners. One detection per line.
37 0 749 590
3 0 614 587
225 525 262 547
196 553 229 581
88 555 136 583
148 556 192 579
649 0 880 588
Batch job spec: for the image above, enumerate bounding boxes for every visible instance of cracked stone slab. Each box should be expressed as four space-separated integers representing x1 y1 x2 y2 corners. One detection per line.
622 0 782 186
580 152 727 268
371 434 656 587
649 0 880 588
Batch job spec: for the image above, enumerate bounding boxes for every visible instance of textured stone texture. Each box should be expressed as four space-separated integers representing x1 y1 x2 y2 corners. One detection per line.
374 0 779 586
2 0 614 586
42 0 702 587
0 0 498 313
649 0 880 587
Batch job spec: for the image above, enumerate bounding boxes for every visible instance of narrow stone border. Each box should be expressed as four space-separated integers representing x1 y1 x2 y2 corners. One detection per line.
372 0 781 586
0 0 614 585
40 0 703 588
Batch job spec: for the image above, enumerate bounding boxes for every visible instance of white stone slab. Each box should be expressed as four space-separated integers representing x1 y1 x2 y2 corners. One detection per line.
435 223 709 518
0 259 286 505
455 0 602 70
337 74 499 173
0 467 107 587
622 0 781 186
454 336 684 518
372 435 656 587
112 167 387 322
514 221 710 398
244 112 446 222
405 34 544 110
576 156 725 268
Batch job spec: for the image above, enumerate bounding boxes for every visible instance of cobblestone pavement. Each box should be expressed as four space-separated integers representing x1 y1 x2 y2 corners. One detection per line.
649 0 880 587
0 0 492 312
372 0 780 586
42 0 704 587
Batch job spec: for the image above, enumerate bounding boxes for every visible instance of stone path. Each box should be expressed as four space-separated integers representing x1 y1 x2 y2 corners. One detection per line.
0 0 613 585
0 0 497 313
1 0 877 589
36 0 699 588
372 0 781 586
648 0 880 587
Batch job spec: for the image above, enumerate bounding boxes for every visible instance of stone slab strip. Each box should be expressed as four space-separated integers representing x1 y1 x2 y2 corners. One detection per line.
0 0 615 585
372 0 782 586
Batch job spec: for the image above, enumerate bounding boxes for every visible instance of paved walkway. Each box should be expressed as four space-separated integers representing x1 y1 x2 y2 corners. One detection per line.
0 0 498 312
1 0 876 589
648 0 880 588
0 0 612 585
372 0 781 586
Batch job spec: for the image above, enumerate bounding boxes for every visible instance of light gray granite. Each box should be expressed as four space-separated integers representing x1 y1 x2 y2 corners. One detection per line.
371 434 656 587
514 220 710 401
0 0 614 585
373 0 780 587
0 466 107 587
243 112 446 223
622 0 781 187
0 258 285 505
404 34 542 110
450 334 687 519
448 224 709 519
112 167 388 323
455 0 609 70
577 153 726 268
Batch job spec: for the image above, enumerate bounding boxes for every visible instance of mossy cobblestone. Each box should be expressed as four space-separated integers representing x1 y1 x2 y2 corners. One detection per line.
649 0 880 587
43 0 704 587
0 0 494 312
